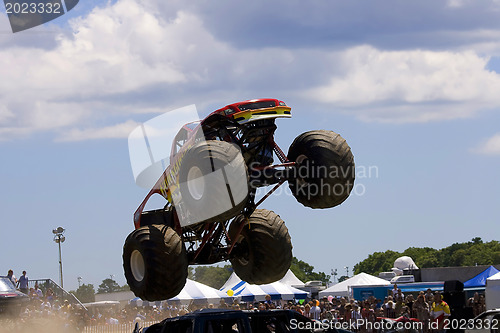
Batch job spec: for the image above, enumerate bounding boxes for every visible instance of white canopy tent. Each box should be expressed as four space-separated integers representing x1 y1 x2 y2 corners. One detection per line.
220 270 304 290
279 270 305 288
486 271 500 310
131 279 231 307
220 272 308 301
169 279 232 304
319 273 391 298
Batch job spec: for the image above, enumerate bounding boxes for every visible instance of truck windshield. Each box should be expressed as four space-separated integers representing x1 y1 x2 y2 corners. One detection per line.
238 100 276 111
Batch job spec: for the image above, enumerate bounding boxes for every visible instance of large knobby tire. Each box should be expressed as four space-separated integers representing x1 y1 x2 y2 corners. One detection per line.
287 130 355 209
229 209 292 284
178 140 249 225
123 225 187 301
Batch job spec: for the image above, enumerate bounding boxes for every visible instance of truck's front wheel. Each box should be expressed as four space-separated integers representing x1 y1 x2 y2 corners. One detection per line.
229 209 292 284
123 225 187 301
287 130 355 209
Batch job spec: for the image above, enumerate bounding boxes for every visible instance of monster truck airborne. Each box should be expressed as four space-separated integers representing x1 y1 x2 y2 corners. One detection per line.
123 99 355 301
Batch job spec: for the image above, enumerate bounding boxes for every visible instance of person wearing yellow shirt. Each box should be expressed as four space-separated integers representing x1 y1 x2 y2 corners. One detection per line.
431 292 450 332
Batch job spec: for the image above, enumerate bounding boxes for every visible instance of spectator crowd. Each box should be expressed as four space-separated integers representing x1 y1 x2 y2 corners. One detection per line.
3 269 489 333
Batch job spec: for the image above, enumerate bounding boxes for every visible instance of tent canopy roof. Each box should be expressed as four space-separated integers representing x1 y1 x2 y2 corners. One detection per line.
220 271 308 301
319 273 390 298
170 279 229 301
487 271 500 281
464 266 500 288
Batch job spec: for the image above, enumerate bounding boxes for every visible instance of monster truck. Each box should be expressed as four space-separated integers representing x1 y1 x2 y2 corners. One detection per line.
123 98 355 301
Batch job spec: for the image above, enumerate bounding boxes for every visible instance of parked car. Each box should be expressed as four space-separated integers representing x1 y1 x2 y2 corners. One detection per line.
390 275 415 284
136 308 354 333
465 308 500 333
0 276 29 317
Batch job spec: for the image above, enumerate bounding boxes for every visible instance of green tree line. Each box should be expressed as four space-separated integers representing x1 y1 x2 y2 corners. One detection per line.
354 237 500 275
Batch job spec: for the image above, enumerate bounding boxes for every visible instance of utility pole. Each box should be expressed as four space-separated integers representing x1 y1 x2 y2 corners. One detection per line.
52 227 66 289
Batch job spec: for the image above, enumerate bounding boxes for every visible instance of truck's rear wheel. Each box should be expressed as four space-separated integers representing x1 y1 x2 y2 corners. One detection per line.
287 130 355 209
229 209 292 284
178 140 249 225
123 225 187 301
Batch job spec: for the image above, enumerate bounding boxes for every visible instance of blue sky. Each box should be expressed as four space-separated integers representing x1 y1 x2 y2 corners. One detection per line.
1 0 499 292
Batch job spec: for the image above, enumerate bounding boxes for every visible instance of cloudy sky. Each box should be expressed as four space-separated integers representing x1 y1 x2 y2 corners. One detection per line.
1 0 499 291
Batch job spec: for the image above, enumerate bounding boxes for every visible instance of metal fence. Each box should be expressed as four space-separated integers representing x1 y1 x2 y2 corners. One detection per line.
83 321 158 333
27 278 87 311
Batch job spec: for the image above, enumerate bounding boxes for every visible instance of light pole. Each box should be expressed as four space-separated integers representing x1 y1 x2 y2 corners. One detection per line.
52 227 66 289
77 276 82 288
344 266 349 277
331 268 338 284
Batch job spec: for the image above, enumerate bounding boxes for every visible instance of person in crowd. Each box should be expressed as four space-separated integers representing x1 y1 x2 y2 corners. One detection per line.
394 299 404 317
41 298 52 311
258 302 266 311
310 299 321 320
33 281 43 299
321 303 335 322
7 269 17 286
343 303 352 322
46 287 54 303
425 289 433 304
405 294 414 315
303 303 311 318
366 306 377 333
413 294 430 333
392 284 399 297
17 270 29 294
337 297 346 318
28 287 36 299
350 304 362 331
385 301 396 318
394 289 405 302
430 292 450 333
478 294 486 314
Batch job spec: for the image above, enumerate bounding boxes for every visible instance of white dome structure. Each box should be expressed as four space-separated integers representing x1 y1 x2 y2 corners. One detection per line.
393 256 419 271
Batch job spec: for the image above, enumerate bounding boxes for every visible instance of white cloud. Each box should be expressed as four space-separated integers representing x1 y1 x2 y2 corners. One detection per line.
0 105 14 123
474 133 500 155
0 0 190 140
306 45 500 122
3 1 500 141
58 120 140 141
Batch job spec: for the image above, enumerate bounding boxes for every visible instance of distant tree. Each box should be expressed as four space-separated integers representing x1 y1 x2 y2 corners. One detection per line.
193 265 233 289
97 278 121 293
71 283 95 303
119 284 130 292
472 237 483 245
354 238 500 275
290 257 330 285
338 276 348 283
353 250 399 275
